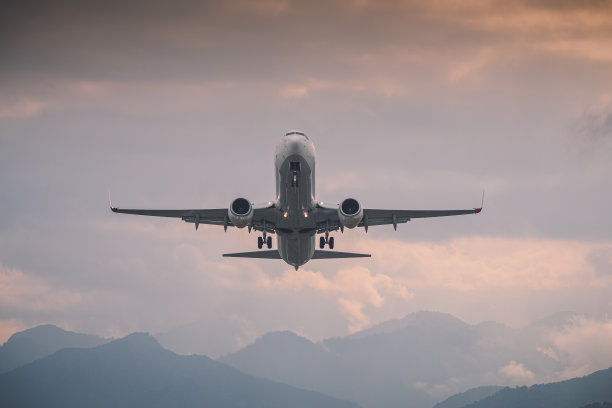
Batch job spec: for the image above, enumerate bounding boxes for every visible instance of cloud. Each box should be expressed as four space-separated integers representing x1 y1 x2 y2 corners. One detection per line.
2 0 610 89
0 319 28 345
550 315 612 379
588 247 612 276
0 265 82 312
0 98 52 118
357 237 612 291
260 266 413 332
412 377 461 398
498 360 536 383
576 103 612 144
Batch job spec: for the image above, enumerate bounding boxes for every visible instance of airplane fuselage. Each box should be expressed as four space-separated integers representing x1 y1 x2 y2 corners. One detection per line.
274 132 317 267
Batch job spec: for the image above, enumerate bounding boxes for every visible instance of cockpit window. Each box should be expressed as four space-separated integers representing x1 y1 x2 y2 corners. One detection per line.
285 131 309 140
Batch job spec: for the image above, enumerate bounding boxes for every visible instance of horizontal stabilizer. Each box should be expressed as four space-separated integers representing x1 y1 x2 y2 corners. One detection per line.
223 250 281 259
312 250 371 259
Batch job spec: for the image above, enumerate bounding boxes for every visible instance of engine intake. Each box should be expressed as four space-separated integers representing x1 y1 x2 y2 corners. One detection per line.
228 197 253 228
338 198 363 229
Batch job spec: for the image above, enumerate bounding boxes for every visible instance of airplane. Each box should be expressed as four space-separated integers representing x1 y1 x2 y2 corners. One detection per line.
111 131 482 270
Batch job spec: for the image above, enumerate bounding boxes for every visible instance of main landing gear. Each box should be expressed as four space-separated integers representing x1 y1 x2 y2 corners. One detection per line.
319 235 334 249
258 236 272 249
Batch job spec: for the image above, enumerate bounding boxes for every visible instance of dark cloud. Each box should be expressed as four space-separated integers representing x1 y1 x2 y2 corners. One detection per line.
2 0 610 84
588 247 612 276
577 109 612 142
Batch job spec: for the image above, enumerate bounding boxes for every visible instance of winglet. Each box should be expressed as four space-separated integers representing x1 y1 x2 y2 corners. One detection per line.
474 190 485 214
109 190 118 213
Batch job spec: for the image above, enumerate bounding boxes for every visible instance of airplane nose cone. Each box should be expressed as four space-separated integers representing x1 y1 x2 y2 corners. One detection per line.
287 137 303 153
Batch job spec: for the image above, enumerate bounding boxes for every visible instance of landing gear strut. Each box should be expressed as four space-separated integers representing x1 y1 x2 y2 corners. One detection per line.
257 220 272 249
319 235 334 249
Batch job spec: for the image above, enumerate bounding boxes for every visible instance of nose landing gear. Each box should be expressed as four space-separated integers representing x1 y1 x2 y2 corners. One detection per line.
290 161 300 188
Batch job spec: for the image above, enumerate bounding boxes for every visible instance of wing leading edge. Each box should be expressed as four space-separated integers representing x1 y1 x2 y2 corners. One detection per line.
315 204 482 233
111 204 277 232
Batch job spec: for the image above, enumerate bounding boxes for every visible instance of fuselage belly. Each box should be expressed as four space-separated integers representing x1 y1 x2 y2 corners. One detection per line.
274 133 317 267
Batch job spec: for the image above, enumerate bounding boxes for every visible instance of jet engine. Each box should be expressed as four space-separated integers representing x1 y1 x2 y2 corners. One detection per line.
228 197 253 228
338 198 363 229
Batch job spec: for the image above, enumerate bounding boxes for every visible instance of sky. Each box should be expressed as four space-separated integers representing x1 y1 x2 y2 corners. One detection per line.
1 0 612 360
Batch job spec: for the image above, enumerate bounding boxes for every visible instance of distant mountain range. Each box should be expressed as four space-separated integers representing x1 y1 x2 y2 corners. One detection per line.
433 386 504 408
219 311 610 408
2 311 611 408
0 332 359 408
0 324 108 374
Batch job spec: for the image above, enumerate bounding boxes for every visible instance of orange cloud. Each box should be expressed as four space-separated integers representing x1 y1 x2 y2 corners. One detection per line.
0 266 82 312
353 237 612 291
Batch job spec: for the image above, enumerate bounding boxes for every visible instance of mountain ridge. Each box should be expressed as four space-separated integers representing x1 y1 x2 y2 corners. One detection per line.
461 367 612 408
0 324 108 374
0 331 360 408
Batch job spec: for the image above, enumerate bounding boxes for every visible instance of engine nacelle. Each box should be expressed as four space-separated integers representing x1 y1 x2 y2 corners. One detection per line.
228 197 253 229
338 198 363 229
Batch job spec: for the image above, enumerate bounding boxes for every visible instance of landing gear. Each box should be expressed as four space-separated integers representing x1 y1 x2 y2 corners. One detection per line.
258 235 272 249
320 235 335 249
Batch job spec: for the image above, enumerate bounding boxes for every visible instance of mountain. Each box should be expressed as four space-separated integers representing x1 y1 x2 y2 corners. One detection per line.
343 310 470 340
220 311 609 408
433 386 504 408
220 331 356 399
220 312 482 408
155 316 256 358
0 324 108 373
463 367 612 408
0 332 360 408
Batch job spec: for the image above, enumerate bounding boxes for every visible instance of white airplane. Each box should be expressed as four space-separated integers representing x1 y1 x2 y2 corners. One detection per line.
111 131 482 269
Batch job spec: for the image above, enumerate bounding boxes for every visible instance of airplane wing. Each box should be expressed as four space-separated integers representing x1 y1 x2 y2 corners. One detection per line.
222 250 370 259
110 203 277 232
316 204 481 232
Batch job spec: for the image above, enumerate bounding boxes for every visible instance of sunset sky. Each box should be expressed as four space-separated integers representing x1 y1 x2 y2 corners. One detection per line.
1 0 612 364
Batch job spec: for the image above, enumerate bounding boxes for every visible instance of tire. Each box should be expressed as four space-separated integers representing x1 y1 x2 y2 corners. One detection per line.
267 236 272 248
329 237 334 250
257 237 263 249
319 236 325 249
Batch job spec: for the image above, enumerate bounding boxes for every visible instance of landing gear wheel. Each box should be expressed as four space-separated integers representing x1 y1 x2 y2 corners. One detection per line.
257 236 263 249
319 236 325 249
267 236 272 248
329 237 334 250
